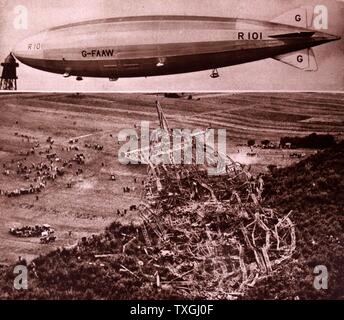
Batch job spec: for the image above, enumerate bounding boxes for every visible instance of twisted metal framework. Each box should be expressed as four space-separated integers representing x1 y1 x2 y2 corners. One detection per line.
126 102 296 298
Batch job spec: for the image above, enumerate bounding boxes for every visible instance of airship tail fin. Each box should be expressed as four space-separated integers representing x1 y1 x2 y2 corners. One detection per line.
271 7 314 28
273 48 318 71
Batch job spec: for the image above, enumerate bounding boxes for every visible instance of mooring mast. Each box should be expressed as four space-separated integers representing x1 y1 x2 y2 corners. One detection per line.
0 53 19 90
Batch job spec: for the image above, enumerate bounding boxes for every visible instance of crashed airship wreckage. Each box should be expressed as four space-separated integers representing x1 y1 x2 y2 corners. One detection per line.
119 102 296 299
12 7 340 81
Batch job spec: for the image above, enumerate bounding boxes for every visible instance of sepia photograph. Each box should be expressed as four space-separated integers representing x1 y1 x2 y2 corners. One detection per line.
0 0 343 314
0 0 343 91
0 92 343 303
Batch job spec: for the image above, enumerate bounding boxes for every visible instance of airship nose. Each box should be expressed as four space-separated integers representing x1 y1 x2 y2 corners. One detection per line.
13 31 47 62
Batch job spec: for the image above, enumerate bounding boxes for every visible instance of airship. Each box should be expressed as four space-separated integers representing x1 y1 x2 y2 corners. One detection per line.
12 7 341 81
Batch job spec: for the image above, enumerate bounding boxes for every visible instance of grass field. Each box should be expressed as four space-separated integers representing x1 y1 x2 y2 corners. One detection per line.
0 92 343 265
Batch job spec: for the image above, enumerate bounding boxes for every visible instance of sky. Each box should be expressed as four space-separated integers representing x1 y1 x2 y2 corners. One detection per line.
0 0 343 92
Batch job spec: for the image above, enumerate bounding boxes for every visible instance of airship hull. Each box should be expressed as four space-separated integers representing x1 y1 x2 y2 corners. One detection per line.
13 16 340 78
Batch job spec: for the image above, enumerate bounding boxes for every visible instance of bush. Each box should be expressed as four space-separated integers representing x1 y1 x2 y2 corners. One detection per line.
281 133 336 149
